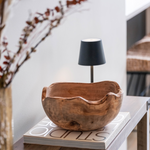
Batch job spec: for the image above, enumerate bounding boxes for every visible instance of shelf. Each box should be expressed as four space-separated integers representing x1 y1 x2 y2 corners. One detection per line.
126 0 150 20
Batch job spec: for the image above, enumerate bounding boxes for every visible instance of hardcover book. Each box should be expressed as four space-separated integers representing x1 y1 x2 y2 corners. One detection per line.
24 112 130 149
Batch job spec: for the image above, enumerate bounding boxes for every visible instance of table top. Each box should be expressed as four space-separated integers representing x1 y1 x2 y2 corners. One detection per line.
13 96 150 150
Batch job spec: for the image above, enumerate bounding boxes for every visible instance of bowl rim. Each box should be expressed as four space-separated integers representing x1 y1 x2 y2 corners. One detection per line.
42 81 123 105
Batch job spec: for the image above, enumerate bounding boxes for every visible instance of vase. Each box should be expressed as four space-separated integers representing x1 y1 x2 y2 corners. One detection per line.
0 86 13 150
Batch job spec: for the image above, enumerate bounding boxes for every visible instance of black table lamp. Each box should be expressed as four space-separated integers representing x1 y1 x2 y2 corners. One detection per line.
78 38 106 83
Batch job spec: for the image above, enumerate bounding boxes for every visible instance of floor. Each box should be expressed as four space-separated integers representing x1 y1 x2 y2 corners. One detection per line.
127 131 137 150
127 111 150 150
127 131 150 150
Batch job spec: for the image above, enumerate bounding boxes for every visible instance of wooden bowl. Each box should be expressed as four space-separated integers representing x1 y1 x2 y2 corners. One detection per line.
42 81 123 131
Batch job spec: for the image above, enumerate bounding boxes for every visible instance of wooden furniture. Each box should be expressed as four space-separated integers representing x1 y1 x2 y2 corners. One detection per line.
127 35 150 72
126 0 150 96
42 81 123 131
13 96 150 150
127 35 150 96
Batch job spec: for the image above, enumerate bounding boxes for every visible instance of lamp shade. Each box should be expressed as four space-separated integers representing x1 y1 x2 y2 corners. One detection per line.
78 39 106 66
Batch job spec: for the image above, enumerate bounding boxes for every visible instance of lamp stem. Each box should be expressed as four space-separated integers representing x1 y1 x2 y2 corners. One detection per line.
91 66 93 83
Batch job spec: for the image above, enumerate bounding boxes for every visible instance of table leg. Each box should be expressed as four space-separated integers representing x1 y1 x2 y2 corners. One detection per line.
137 110 149 150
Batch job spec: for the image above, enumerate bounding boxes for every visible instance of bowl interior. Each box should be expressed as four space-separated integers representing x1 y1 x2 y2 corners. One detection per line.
47 81 120 101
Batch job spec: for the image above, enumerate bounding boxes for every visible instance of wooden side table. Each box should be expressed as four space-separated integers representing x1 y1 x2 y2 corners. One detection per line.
13 96 150 150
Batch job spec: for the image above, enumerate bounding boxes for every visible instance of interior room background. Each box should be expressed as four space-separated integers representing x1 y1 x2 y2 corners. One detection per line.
4 0 126 147
127 11 147 96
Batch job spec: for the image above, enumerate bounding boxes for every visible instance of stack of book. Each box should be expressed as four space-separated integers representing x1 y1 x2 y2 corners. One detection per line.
24 112 130 149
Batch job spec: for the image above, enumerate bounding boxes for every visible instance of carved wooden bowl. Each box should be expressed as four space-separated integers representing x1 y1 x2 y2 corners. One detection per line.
42 81 123 131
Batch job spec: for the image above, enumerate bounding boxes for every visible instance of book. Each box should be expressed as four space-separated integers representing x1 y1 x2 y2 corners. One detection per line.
24 112 130 149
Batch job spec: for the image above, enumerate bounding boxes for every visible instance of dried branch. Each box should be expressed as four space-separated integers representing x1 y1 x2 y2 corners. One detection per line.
0 0 87 88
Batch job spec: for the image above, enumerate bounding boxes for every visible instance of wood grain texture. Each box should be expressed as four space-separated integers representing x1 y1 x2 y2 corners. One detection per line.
24 144 98 150
14 138 62 150
60 147 98 150
137 111 149 150
127 34 150 72
0 86 13 150
42 81 123 131
24 143 61 150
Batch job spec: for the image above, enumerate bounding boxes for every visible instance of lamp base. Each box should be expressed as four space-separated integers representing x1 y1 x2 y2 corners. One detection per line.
91 66 93 83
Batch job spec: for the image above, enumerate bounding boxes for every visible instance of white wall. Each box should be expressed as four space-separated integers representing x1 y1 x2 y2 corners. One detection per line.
4 0 126 146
